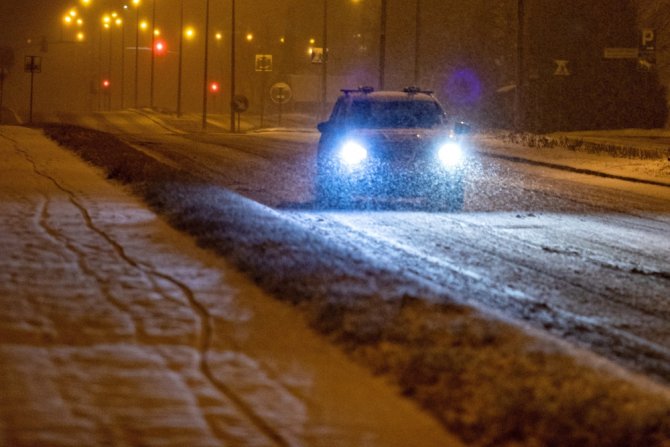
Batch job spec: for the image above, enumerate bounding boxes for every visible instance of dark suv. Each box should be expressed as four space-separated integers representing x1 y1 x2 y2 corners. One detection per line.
315 87 468 210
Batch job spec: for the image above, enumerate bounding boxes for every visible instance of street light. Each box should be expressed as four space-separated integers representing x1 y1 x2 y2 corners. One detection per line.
229 0 236 132
150 0 156 109
414 0 421 85
117 15 126 109
379 0 387 90
133 0 140 108
176 22 196 117
322 0 328 119
176 0 185 116
202 0 211 130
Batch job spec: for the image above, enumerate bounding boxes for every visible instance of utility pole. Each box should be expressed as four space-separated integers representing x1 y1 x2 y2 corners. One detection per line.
515 0 525 131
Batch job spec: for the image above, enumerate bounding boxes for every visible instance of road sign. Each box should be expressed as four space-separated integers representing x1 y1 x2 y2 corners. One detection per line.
641 28 656 51
270 82 292 104
639 29 657 65
255 54 272 72
24 56 42 73
553 60 570 76
232 94 249 113
603 47 639 59
310 48 324 64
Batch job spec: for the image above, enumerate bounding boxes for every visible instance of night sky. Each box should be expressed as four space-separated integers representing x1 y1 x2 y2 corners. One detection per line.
0 1 70 47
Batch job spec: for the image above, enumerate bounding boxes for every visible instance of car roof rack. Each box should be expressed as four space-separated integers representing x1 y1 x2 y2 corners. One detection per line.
341 86 375 95
403 86 434 95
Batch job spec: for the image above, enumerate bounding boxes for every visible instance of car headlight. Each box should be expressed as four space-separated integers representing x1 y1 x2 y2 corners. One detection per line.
338 140 368 166
437 141 464 167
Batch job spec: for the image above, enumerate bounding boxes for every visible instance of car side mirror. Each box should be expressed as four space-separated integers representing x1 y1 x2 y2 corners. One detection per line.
454 121 471 135
317 121 332 133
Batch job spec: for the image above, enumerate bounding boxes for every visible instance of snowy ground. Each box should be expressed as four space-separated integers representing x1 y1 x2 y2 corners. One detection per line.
0 126 462 446
28 113 670 446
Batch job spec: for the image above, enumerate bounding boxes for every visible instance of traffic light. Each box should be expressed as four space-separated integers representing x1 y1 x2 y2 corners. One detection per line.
102 79 110 89
153 39 167 56
209 81 220 94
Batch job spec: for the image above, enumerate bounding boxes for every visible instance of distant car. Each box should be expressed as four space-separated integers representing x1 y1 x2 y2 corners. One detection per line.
315 86 469 210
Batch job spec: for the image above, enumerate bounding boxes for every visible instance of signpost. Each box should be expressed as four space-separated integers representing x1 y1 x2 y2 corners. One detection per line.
254 54 272 72
603 29 657 67
639 28 656 65
553 60 570 76
231 94 248 132
270 82 292 126
603 47 638 59
255 54 272 127
24 55 42 124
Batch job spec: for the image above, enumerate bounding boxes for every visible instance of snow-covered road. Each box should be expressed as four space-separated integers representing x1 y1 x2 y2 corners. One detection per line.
108 124 670 383
0 126 462 446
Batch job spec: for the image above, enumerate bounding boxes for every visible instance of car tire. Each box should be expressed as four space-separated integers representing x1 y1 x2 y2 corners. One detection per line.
315 174 350 209
434 180 464 212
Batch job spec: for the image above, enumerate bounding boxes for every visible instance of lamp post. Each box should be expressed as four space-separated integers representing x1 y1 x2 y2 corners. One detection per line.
133 0 140 108
321 0 328 120
379 0 387 90
202 0 210 130
105 16 113 110
118 14 126 109
150 0 156 109
177 0 184 116
229 0 236 132
515 0 525 131
414 0 421 86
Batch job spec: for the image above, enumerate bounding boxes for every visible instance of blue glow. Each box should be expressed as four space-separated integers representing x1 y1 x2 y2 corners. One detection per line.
446 68 482 106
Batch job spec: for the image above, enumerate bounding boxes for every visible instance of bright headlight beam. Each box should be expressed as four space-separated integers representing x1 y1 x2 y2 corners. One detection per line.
438 141 464 167
339 140 368 166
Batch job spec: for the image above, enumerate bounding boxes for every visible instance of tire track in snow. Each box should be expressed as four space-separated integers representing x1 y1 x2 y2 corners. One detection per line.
305 211 670 382
6 135 291 447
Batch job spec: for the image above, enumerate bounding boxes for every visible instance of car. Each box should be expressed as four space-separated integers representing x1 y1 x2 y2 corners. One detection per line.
315 86 469 211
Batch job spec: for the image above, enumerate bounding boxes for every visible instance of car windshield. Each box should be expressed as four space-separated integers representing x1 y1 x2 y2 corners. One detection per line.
348 99 445 129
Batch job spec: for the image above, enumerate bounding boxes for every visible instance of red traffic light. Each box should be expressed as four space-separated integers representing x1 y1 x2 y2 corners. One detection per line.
209 81 220 94
153 39 167 56
102 79 110 89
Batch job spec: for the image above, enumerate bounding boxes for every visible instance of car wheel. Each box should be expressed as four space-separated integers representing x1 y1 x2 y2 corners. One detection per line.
434 180 464 212
315 173 351 209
